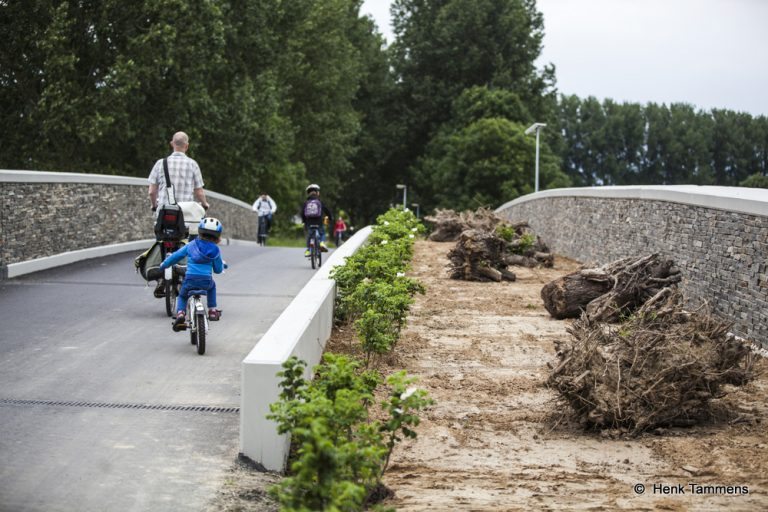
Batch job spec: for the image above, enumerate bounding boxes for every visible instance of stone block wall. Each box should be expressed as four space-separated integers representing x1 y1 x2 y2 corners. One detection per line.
1 171 257 277
496 189 768 347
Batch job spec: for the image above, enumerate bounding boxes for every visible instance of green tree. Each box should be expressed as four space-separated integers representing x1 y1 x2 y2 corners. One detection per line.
275 0 366 208
389 0 555 196
740 173 768 188
417 117 566 210
341 8 405 223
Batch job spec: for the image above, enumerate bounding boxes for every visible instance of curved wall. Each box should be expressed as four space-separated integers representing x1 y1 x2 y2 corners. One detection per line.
1 170 257 278
496 185 768 347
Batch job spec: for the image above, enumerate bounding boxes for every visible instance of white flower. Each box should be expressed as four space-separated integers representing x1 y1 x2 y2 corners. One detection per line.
411 227 418 232
396 272 405 277
380 240 388 245
383 221 390 226
409 234 415 238
400 387 418 400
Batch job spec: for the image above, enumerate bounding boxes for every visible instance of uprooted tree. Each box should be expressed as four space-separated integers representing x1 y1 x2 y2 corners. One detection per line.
425 208 502 242
547 290 756 434
447 229 517 282
429 208 554 281
541 254 681 321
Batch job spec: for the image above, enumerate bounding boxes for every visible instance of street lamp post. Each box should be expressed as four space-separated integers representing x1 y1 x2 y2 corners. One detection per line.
524 122 546 193
411 203 420 218
396 184 407 209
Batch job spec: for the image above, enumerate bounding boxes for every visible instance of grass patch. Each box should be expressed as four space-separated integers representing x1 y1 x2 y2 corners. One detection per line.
264 235 306 248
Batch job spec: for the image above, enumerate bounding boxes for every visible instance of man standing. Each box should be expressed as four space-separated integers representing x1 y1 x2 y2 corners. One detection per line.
148 131 210 212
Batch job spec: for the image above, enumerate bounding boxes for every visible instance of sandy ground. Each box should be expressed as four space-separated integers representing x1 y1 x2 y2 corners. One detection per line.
377 240 768 511
209 239 768 511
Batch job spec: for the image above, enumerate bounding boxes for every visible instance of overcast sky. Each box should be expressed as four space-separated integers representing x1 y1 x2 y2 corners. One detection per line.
360 0 768 117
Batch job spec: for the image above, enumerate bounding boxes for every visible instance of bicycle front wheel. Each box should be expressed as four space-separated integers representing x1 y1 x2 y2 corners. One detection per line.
196 312 206 355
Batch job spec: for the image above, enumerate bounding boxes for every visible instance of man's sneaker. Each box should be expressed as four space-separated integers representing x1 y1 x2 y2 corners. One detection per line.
172 312 186 332
319 242 329 252
304 249 311 257
153 282 166 298
208 308 221 321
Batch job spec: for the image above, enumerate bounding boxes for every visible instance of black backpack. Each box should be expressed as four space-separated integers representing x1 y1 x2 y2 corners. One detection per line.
154 203 186 241
153 158 187 241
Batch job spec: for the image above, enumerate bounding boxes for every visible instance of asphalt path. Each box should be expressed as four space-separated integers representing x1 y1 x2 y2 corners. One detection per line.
0 242 316 512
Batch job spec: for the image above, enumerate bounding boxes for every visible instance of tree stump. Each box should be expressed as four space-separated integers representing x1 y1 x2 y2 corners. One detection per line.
448 229 516 282
541 254 682 321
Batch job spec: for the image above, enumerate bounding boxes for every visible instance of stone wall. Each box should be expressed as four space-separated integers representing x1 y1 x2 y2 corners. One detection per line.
496 186 768 347
1 171 257 277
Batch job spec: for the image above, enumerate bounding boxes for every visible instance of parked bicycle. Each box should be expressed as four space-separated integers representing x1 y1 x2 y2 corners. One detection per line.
306 224 322 269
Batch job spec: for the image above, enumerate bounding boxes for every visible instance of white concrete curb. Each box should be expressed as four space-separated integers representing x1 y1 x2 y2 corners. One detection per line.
7 239 156 278
240 226 373 471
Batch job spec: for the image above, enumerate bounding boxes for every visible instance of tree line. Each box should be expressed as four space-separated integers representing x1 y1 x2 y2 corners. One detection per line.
2 0 766 227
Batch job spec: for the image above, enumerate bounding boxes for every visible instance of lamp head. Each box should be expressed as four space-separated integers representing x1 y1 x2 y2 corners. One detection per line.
524 122 547 135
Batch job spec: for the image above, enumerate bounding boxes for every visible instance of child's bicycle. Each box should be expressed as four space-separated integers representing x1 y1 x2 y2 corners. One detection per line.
186 289 210 355
165 266 214 355
306 224 322 269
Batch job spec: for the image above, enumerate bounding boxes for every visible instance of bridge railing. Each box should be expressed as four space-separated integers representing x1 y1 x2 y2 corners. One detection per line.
0 170 256 279
496 185 768 347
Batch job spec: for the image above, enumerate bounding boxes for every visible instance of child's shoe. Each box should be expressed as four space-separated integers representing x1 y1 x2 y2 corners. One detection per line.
208 308 221 321
153 282 166 298
172 312 186 332
304 249 311 257
319 242 328 252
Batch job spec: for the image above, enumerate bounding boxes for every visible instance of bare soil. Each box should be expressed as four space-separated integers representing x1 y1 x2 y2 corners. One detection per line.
209 240 768 511
378 240 768 511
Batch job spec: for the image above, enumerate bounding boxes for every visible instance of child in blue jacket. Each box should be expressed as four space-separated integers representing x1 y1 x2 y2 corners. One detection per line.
160 217 226 331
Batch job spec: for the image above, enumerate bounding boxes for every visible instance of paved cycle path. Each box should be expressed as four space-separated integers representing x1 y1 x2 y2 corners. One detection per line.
0 243 315 512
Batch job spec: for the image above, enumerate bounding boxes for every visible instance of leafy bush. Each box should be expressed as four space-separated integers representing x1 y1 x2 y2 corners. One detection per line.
268 208 433 510
740 173 768 188
269 355 432 511
331 208 425 363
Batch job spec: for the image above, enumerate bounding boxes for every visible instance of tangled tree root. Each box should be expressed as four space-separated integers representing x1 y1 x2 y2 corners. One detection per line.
547 291 756 435
431 208 553 281
541 254 681 321
425 208 504 242
447 229 517 282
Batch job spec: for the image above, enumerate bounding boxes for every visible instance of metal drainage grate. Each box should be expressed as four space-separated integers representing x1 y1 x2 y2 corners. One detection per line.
0 398 239 414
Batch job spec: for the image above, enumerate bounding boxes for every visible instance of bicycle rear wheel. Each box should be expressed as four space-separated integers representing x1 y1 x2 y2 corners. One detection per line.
310 243 317 269
164 277 176 317
196 311 206 355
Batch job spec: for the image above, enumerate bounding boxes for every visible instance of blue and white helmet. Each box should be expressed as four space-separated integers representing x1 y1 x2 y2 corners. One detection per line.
198 217 223 239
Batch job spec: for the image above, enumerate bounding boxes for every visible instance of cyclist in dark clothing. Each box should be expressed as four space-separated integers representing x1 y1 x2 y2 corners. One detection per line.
300 183 333 256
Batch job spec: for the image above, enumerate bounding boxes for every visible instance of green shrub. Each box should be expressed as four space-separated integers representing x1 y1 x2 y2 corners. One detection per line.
268 355 432 511
267 207 432 510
